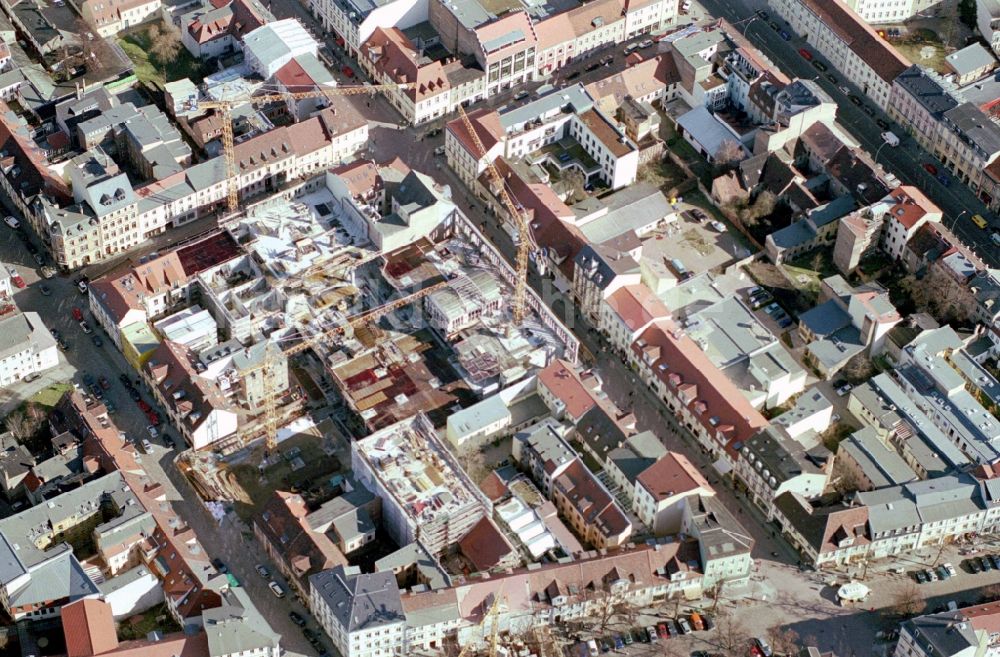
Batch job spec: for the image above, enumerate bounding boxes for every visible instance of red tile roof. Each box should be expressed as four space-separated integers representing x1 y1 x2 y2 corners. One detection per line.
364 28 449 101
537 359 602 421
798 0 910 84
632 319 768 447
475 11 537 62
479 471 510 501
63 599 118 657
445 108 504 160
254 491 349 590
330 160 381 199
603 284 670 334
963 602 1000 636
552 459 630 542
188 10 233 44
274 58 318 91
458 516 516 571
636 452 712 501
885 184 940 230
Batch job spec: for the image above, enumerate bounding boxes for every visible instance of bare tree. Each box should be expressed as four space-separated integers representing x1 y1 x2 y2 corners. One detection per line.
841 353 876 384
561 167 587 204
5 404 44 442
149 22 183 80
767 627 801 655
902 265 977 327
584 589 619 636
887 583 927 620
714 139 745 170
713 611 752 655
739 190 777 228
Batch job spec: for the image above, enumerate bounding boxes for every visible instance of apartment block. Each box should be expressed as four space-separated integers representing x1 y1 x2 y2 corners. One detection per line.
351 413 491 555
769 0 910 110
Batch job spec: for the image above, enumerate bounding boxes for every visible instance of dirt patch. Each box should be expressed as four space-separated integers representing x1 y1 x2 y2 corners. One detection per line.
222 432 344 520
681 228 714 256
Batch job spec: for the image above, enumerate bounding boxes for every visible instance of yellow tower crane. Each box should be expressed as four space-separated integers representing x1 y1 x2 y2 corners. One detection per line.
456 105 535 324
193 82 411 214
455 587 506 657
245 278 451 450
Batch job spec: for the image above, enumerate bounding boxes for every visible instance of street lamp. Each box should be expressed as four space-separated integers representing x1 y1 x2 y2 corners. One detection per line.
742 15 759 36
872 140 889 166
949 210 969 230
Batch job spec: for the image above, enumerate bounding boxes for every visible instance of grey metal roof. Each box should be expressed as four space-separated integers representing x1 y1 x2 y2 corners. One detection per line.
901 611 978 657
498 83 593 131
576 184 673 245
945 43 996 77
7 550 100 608
204 586 281 655
374 541 450 590
893 65 959 120
799 299 851 338
574 243 640 291
840 427 917 489
942 101 1000 159
310 566 405 633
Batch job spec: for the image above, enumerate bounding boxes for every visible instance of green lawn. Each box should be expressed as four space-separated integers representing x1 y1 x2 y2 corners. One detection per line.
30 382 73 408
118 23 205 89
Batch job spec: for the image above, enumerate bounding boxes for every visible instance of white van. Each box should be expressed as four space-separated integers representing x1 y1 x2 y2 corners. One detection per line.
881 131 900 147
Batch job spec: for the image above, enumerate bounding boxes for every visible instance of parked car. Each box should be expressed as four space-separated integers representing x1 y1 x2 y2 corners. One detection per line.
657 624 669 640
256 564 270 578
79 321 92 334
91 335 103 347
848 95 862 106
936 173 951 187
753 637 774 657
646 627 658 642
969 558 983 573
876 118 890 130
612 634 624 650
677 617 692 634
982 556 994 572
937 565 951 580
798 48 812 60
709 220 727 232
825 72 837 83
138 399 151 413
341 65 354 77
926 568 939 581
99 376 110 390
4 215 19 229
622 631 633 645
945 562 958 577
77 280 88 294
289 611 306 627
862 105 875 117
690 208 708 222
638 39 654 49
923 162 938 176
513 90 529 100
836 383 853 397
779 29 790 40
690 612 704 631
147 425 159 439
268 581 285 598
812 60 827 72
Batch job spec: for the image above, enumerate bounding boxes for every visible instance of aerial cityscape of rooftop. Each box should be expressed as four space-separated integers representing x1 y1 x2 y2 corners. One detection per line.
3 0 1000 654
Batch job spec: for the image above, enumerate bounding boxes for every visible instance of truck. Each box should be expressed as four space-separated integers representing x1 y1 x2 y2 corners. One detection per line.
880 131 900 147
